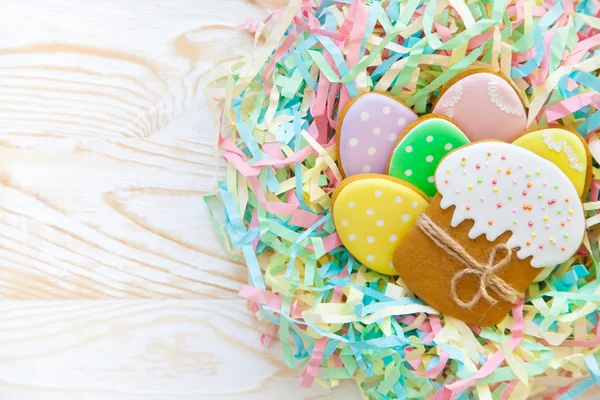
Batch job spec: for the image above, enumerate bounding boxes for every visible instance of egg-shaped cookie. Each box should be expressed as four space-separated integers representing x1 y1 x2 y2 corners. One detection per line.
433 70 527 142
387 115 470 197
337 93 418 177
512 127 592 198
332 175 429 275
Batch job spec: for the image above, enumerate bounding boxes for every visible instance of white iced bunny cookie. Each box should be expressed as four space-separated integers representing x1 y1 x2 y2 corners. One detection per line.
435 141 585 267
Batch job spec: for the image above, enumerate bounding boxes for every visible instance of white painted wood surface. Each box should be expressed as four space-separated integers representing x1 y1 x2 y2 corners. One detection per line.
0 1 595 399
0 0 264 297
0 300 357 399
0 1 357 398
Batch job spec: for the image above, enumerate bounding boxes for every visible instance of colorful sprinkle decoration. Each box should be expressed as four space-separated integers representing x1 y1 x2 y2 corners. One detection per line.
205 0 600 399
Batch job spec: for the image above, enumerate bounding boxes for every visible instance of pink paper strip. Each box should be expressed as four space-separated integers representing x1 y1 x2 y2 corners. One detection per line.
404 347 423 370
446 300 525 393
285 189 300 205
222 151 261 176
262 142 284 160
507 3 547 18
332 352 344 368
320 232 342 253
262 26 302 92
430 385 455 400
567 77 579 91
468 30 493 50
250 209 260 250
252 145 313 168
220 137 246 155
434 22 452 43
416 351 450 379
414 315 450 379
530 22 562 86
236 17 258 33
298 337 328 387
290 209 323 228
564 34 600 66
546 92 600 123
311 72 332 143
324 55 342 131
331 286 344 303
500 379 520 400
337 0 367 114
590 180 600 202
248 176 298 215
239 285 304 318
260 322 278 348
551 381 576 400
512 48 536 64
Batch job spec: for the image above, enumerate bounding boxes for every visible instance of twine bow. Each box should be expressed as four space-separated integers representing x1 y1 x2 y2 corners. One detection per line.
416 214 522 308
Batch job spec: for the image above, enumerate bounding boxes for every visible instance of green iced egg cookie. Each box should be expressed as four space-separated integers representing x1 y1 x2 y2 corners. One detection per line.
387 116 470 197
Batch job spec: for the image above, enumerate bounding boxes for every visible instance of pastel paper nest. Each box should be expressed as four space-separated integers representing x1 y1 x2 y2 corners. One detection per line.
205 0 600 399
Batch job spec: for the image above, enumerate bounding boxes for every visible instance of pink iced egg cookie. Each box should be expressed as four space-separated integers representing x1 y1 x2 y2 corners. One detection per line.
433 72 527 142
338 93 417 176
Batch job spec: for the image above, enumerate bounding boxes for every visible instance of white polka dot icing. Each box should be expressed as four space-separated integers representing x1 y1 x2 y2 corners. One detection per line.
388 117 470 197
333 176 429 275
338 93 417 176
435 142 585 268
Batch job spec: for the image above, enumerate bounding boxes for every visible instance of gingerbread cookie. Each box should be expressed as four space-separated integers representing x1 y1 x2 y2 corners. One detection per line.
512 127 592 198
387 115 470 197
393 141 585 326
432 70 527 142
332 175 428 275
337 93 417 177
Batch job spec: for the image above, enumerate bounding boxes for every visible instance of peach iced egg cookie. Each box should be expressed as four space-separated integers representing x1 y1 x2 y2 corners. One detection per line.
433 71 527 142
332 175 428 275
337 93 417 177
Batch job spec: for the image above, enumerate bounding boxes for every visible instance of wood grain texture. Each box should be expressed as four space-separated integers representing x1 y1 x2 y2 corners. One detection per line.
0 300 358 399
0 1 357 398
0 0 597 398
0 134 245 299
0 0 280 139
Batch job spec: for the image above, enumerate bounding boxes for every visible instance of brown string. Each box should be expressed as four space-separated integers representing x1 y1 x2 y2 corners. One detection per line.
416 214 522 308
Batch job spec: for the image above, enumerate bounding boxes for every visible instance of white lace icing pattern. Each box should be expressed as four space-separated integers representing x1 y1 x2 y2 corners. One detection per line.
487 79 525 116
541 131 586 172
439 84 463 118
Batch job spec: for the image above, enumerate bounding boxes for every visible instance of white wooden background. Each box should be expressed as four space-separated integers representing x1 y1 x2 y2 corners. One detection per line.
0 1 596 399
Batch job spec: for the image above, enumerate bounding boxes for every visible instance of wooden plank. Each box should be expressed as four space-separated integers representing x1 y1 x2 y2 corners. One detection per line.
0 0 284 139
0 1 597 398
0 134 242 299
2 299 595 400
0 300 358 399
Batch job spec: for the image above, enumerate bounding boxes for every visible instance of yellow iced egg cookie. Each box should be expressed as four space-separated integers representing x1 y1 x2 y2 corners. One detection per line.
332 175 429 275
513 127 592 197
